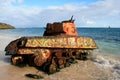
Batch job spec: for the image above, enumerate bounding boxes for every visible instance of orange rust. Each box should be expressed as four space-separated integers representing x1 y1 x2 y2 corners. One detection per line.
63 22 78 36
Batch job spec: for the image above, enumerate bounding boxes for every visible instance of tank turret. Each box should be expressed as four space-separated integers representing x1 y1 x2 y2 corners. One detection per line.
43 16 78 36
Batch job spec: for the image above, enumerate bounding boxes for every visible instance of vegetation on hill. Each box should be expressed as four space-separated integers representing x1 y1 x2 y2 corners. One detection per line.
0 22 15 29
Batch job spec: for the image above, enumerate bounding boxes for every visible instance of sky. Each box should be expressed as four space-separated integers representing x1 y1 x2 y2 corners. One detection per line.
0 0 120 28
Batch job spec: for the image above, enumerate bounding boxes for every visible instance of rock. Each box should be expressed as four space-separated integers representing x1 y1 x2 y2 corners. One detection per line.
0 22 15 29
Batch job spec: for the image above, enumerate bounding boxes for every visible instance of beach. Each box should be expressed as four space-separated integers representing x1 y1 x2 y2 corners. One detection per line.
0 34 120 80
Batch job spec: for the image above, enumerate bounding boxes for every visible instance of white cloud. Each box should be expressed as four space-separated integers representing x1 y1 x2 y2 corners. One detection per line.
86 20 95 25
17 0 23 3
0 0 42 27
0 0 23 6
47 4 78 11
0 0 120 27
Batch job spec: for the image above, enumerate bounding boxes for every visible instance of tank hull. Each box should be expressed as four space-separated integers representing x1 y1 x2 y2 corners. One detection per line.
5 36 98 55
5 36 98 73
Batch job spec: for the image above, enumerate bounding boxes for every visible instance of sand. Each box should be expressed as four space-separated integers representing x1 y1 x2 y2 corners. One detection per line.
0 35 119 80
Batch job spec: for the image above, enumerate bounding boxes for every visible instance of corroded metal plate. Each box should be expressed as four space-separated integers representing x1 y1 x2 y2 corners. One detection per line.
24 36 98 49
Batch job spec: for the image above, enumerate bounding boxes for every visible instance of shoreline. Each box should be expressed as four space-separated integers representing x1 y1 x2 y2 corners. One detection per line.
0 35 120 80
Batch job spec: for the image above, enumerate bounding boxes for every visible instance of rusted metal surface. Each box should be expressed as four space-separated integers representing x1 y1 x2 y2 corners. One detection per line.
5 36 98 55
24 36 98 49
43 22 78 36
63 22 78 36
33 49 51 66
5 39 19 51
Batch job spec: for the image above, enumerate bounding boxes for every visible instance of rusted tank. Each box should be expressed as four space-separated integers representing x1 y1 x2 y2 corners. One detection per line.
5 17 98 74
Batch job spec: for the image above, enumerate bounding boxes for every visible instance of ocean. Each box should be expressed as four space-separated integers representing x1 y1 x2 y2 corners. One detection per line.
0 28 120 80
0 28 120 55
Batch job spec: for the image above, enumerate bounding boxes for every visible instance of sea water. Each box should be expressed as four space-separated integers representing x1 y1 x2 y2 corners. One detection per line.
77 28 120 55
0 28 120 55
0 28 120 79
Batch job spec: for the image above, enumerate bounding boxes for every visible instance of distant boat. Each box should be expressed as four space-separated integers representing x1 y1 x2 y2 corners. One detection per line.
108 26 111 29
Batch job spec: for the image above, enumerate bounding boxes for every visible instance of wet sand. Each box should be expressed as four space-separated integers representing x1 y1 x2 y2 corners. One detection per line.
0 55 115 80
0 35 119 80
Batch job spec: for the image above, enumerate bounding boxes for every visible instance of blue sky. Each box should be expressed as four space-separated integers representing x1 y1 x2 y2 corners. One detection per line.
0 0 120 28
22 0 99 7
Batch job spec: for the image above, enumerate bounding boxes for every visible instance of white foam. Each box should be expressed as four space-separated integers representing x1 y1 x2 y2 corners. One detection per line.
91 52 120 79
0 35 20 51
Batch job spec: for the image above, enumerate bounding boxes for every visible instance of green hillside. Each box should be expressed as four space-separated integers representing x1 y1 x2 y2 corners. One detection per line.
0 22 15 29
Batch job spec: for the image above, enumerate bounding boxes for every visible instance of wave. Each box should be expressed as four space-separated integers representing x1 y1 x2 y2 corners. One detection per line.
90 51 120 80
0 35 20 51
